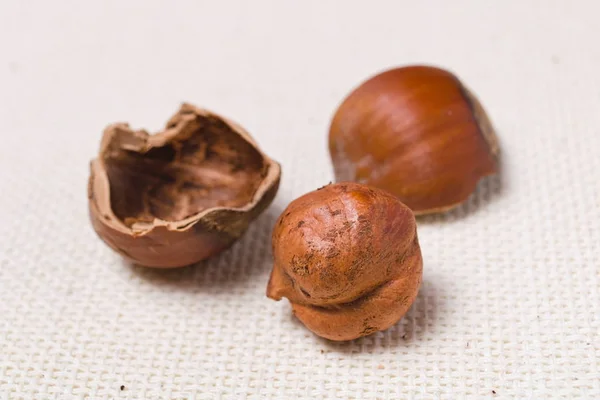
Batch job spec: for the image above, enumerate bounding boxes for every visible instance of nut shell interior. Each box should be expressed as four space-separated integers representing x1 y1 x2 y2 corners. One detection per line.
88 103 280 267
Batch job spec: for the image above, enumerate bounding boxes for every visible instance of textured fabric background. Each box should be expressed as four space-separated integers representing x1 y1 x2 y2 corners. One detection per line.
1 1 599 399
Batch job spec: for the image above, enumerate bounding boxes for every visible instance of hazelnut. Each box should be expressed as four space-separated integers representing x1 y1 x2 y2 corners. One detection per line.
267 182 422 341
88 103 281 268
328 65 499 215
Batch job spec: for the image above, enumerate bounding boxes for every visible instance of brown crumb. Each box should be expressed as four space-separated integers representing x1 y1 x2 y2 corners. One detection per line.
120 385 125 391
320 349 324 354
402 334 407 340
492 390 496 395
317 182 332 190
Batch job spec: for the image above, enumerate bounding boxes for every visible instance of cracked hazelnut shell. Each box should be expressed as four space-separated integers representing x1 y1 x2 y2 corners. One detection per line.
329 65 499 215
88 103 281 268
267 182 423 341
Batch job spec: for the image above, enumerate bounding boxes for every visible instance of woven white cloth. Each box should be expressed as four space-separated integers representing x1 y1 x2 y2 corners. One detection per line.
1 1 599 399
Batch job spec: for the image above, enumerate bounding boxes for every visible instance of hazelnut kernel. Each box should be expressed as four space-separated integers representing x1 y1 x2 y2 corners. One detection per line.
267 182 423 341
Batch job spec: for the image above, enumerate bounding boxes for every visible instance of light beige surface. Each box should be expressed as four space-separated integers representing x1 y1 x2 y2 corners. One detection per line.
0 1 599 399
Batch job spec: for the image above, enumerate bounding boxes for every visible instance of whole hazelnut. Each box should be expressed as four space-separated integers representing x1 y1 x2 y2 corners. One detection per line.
88 103 281 268
267 182 422 341
329 65 499 215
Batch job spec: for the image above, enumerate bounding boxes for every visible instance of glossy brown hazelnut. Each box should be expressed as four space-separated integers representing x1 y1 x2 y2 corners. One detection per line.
328 65 499 215
88 103 281 268
267 182 423 341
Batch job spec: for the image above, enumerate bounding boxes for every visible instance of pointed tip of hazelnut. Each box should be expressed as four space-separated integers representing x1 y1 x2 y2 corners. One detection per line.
266 264 287 301
460 85 500 160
